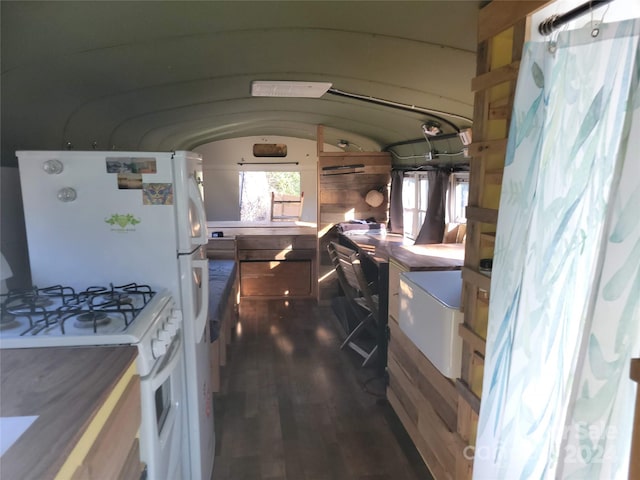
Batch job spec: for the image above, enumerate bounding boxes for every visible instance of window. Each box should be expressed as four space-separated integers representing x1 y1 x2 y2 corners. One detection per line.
400 170 468 240
448 172 469 223
239 171 300 222
402 172 429 240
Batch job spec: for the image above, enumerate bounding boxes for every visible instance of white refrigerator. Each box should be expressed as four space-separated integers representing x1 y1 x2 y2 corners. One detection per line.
17 150 215 480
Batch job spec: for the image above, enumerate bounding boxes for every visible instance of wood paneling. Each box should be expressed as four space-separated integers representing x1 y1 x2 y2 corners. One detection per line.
316 132 391 303
386 319 459 479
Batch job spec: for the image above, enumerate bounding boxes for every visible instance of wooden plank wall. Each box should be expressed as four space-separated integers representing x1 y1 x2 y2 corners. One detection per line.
458 2 546 478
316 126 391 303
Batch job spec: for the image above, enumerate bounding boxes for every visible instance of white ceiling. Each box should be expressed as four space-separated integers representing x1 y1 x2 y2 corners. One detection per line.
1 1 484 165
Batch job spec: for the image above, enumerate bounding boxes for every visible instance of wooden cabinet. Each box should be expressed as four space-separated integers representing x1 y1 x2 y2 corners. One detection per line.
0 347 142 480
386 256 462 480
207 237 236 260
68 369 142 480
237 233 316 299
240 260 311 297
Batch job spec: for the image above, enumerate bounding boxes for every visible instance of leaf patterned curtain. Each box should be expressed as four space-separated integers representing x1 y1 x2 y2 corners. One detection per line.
474 20 640 479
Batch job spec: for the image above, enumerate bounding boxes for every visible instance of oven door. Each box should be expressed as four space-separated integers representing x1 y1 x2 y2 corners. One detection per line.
139 330 185 480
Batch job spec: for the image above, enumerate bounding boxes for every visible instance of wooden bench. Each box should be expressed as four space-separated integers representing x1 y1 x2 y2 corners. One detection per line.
208 260 238 392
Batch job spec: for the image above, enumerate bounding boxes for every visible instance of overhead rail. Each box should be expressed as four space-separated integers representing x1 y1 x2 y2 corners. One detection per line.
538 0 615 35
327 87 471 133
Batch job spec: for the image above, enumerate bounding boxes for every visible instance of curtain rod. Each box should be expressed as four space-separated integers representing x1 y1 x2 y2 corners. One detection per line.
237 161 298 165
538 0 615 35
393 165 469 173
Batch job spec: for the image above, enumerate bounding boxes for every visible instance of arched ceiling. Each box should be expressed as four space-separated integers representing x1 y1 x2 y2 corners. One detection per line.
1 1 482 165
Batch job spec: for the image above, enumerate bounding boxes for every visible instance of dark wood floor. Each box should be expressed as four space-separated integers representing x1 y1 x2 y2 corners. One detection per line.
211 299 434 480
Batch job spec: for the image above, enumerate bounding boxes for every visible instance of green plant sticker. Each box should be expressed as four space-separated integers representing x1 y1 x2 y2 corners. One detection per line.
105 213 141 230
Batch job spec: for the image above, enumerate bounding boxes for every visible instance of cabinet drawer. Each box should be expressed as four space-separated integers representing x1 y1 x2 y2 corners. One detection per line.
237 235 316 251
240 260 311 297
237 248 314 261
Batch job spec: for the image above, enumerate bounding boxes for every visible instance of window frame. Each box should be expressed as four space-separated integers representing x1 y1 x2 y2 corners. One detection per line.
238 169 301 223
402 171 430 240
447 171 469 224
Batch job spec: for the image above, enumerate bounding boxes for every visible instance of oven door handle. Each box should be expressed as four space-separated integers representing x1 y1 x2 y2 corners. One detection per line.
148 332 183 391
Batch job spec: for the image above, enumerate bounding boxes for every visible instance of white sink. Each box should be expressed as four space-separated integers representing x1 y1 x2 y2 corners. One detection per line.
398 270 463 379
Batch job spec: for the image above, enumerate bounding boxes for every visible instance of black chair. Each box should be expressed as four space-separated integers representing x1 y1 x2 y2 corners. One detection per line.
327 242 379 367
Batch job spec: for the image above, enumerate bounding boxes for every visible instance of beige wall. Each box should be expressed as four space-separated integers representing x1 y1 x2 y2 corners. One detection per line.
1 166 31 290
195 136 341 223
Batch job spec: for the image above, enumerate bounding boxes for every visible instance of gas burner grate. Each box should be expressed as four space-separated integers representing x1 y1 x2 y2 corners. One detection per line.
0 283 156 336
74 311 110 329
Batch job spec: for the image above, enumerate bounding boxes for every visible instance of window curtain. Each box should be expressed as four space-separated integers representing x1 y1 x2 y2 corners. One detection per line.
414 170 449 244
474 20 640 479
388 169 404 233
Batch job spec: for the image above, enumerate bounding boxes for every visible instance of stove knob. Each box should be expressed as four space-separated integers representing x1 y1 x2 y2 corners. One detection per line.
158 328 172 342
165 318 179 335
151 338 168 358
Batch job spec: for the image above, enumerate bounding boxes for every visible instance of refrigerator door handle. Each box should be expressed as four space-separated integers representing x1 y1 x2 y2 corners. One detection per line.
193 258 210 341
188 174 208 246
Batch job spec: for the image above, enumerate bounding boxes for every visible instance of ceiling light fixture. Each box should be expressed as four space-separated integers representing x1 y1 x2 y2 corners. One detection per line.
251 81 332 98
421 121 442 136
337 140 363 151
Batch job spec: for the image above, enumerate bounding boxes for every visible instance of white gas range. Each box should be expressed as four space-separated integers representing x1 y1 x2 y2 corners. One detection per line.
0 283 177 375
0 283 186 479
13 149 214 480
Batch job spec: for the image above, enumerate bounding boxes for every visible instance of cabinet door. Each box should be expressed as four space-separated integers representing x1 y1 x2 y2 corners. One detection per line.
388 260 404 324
240 260 311 297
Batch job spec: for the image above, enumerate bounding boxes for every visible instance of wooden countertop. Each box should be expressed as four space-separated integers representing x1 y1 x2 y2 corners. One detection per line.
340 232 464 270
0 346 137 479
207 221 316 238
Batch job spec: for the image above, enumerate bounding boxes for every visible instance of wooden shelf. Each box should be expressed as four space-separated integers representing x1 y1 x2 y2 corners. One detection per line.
466 206 499 224
462 266 491 292
459 323 486 356
471 60 520 92
480 232 496 246
458 3 546 478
